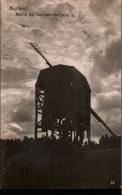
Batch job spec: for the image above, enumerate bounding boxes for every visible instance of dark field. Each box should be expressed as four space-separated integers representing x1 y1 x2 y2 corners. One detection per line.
1 139 121 189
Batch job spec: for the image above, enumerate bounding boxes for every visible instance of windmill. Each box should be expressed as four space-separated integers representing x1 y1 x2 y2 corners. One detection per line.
30 42 116 144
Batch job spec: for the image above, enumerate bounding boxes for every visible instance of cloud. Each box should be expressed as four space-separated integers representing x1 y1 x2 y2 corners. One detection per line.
11 98 34 123
1 66 38 84
90 39 121 97
1 92 35 138
89 39 121 136
96 92 121 112
89 0 120 20
91 91 121 136
93 40 121 76
2 122 34 139
10 123 23 131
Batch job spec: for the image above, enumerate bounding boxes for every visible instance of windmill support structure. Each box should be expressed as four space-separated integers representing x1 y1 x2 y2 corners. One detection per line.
34 92 116 142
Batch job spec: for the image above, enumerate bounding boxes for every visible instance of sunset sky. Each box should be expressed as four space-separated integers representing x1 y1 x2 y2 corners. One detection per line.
1 0 121 141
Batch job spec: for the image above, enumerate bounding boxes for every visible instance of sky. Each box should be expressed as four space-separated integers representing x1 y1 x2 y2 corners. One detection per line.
1 0 121 142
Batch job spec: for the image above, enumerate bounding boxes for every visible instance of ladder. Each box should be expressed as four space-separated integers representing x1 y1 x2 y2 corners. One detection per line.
90 107 116 137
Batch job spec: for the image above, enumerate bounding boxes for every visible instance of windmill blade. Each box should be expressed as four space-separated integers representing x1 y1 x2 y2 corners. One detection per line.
29 42 52 68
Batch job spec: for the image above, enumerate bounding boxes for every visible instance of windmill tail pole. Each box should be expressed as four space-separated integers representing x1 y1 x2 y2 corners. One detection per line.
90 107 117 138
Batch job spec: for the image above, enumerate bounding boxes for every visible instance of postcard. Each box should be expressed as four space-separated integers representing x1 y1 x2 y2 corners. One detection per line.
1 0 121 189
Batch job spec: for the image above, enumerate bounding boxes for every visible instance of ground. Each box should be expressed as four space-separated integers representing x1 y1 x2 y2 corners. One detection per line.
1 139 121 189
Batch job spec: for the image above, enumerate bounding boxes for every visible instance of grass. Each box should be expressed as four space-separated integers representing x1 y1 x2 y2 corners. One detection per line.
1 140 121 189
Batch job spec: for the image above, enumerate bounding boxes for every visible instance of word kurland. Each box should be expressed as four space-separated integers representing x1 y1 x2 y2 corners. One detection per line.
10 6 28 11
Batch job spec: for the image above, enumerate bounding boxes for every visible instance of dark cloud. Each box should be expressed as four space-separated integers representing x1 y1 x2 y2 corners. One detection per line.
20 24 30 28
96 94 121 112
90 39 121 97
31 29 46 38
1 68 27 83
1 88 35 138
53 2 74 13
104 22 118 38
1 65 38 85
90 78 103 95
2 54 15 61
11 98 34 123
89 0 118 18
94 40 121 76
